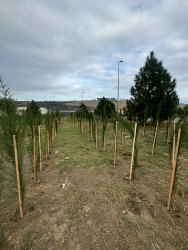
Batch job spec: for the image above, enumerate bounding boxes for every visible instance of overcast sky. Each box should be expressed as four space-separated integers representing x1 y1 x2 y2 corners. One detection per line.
0 0 188 103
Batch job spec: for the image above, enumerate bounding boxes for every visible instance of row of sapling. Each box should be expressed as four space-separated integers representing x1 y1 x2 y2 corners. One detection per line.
72 52 185 210
0 78 61 218
0 79 25 218
73 96 186 211
72 100 140 179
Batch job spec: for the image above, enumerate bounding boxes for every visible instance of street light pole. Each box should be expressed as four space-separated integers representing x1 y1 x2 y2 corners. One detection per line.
117 60 123 113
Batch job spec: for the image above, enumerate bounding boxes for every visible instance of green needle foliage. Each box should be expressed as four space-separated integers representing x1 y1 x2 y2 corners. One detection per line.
118 116 134 139
0 78 25 199
94 97 115 119
26 100 41 173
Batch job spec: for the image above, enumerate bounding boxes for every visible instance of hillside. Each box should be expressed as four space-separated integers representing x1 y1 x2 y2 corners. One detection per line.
16 99 127 112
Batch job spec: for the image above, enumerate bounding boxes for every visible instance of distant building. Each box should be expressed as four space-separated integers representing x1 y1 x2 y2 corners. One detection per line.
40 107 48 115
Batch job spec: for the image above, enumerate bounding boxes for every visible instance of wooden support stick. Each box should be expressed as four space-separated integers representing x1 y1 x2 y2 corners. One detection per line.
47 133 50 155
143 120 146 137
45 128 48 160
13 135 23 219
33 126 36 182
121 124 124 142
88 121 90 139
114 120 118 165
129 122 137 182
96 120 98 148
152 120 159 155
54 121 56 138
103 132 106 151
172 120 176 168
38 126 42 172
167 117 170 143
91 120 93 143
167 128 181 211
81 119 83 135
51 123 54 143
148 118 152 139
49 124 52 147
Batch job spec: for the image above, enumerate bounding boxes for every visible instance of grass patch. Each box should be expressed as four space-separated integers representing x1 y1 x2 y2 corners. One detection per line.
65 186 86 220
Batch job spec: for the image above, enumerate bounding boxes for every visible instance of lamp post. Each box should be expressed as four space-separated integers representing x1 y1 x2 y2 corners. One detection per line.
117 60 123 113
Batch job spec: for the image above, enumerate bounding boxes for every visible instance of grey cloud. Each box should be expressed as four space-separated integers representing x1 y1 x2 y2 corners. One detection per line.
0 0 187 102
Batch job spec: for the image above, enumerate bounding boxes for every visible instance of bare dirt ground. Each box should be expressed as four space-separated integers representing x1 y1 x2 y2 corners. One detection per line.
1 119 188 249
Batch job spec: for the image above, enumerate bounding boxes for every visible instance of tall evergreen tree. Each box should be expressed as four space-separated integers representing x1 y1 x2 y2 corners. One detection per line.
126 52 178 121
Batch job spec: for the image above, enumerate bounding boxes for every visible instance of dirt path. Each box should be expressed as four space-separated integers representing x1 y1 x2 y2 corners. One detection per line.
1 120 188 249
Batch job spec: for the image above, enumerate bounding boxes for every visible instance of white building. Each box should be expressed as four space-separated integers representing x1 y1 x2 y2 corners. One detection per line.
40 107 48 115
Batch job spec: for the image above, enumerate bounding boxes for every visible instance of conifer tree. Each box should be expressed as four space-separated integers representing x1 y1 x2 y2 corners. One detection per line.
94 97 115 119
126 52 178 121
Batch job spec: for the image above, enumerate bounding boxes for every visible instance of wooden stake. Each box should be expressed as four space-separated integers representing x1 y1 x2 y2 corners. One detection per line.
143 120 146 137
47 133 50 155
45 127 48 160
172 120 176 168
121 124 124 142
114 120 118 165
167 117 170 143
103 132 106 151
54 121 56 137
38 126 42 172
129 122 137 182
49 124 52 147
33 126 36 182
152 120 159 155
148 118 152 139
88 121 90 139
52 123 54 143
96 120 98 148
167 128 181 211
81 119 83 135
13 135 23 219
91 119 93 144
